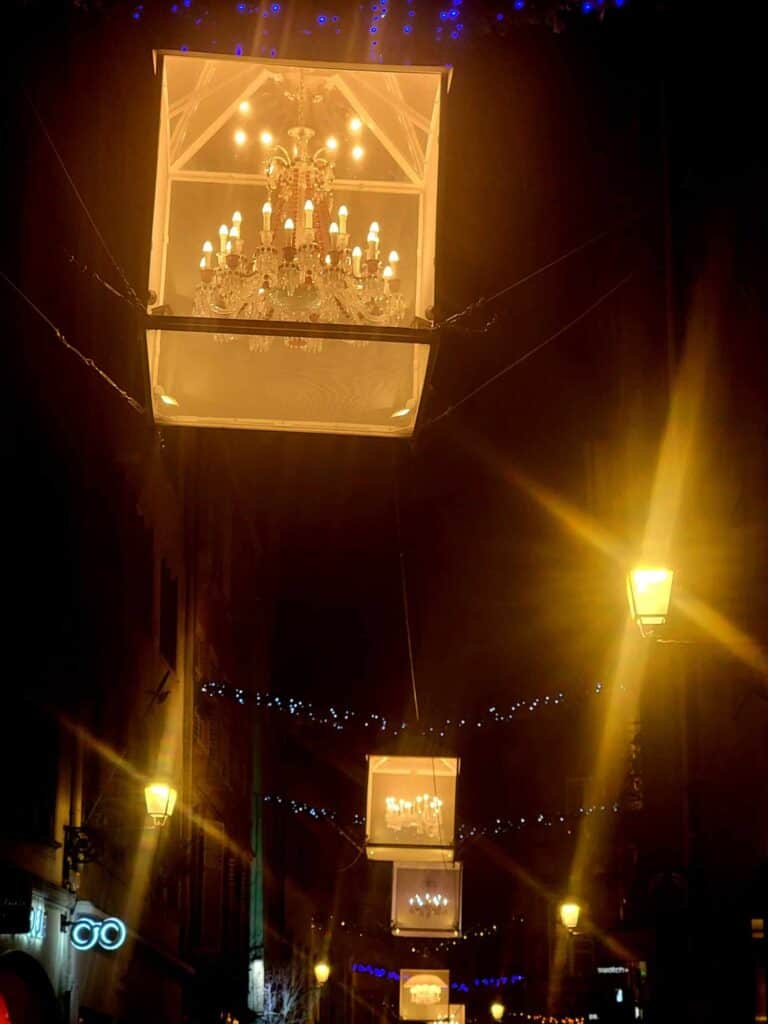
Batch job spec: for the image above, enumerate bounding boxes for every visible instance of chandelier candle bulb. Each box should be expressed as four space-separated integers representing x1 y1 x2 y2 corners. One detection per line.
232 210 243 229
304 199 314 230
199 256 214 283
283 217 295 247
262 201 273 233
352 246 363 277
329 222 339 249
383 265 394 293
366 231 378 261
219 223 229 253
388 251 400 275
202 240 213 268
369 221 380 236
338 205 349 234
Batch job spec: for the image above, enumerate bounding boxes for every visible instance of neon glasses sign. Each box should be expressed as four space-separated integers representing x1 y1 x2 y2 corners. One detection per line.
70 916 127 952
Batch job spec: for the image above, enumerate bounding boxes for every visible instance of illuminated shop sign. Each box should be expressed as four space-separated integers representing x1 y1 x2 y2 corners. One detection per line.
70 916 127 951
29 901 46 941
597 966 628 975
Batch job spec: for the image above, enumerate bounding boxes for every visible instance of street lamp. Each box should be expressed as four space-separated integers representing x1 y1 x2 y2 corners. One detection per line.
144 781 178 827
559 900 581 933
626 567 674 638
314 960 331 987
490 1001 505 1022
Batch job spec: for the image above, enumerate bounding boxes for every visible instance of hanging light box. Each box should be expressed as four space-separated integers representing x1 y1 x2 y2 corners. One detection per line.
391 862 463 938
145 52 450 437
366 756 459 862
399 970 450 1022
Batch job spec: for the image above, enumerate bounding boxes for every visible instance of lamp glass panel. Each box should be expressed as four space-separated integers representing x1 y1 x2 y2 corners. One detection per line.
366 756 459 858
392 862 462 937
627 568 673 623
147 328 429 436
399 970 450 1021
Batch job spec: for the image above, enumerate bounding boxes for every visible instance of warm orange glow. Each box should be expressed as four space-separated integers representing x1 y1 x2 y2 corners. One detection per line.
349 115 363 132
144 782 178 825
352 144 364 161
238 100 251 115
490 1003 505 1021
325 136 338 151
627 567 674 631
234 128 248 146
259 129 274 146
314 961 331 986
559 901 581 931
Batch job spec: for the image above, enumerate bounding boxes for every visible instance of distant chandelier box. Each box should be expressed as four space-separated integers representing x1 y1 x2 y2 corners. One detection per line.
145 51 450 437
366 756 459 862
399 970 450 1021
391 862 463 938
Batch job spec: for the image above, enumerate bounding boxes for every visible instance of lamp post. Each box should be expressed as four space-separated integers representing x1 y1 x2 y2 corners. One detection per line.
313 959 330 1024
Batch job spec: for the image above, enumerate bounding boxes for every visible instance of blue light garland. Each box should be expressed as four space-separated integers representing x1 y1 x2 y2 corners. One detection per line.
200 681 582 736
351 963 525 989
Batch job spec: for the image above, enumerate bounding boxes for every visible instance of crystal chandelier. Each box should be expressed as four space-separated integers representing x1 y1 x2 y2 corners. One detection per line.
384 794 444 839
408 891 450 917
193 73 407 352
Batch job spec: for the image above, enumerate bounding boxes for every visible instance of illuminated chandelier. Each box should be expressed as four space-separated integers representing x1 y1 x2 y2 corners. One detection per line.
408 890 450 917
384 793 444 839
193 73 406 352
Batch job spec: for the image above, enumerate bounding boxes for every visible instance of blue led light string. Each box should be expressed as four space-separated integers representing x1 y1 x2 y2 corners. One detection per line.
199 680 593 736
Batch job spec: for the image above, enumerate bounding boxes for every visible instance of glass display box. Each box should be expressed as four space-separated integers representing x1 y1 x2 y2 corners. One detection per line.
391 862 463 938
399 971 450 1022
365 755 459 862
146 51 449 436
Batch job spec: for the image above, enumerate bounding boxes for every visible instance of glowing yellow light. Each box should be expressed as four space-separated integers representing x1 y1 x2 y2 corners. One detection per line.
232 210 243 226
369 221 380 235
352 144 364 162
284 218 295 231
314 961 331 986
234 128 248 147
159 393 179 407
391 406 412 419
559 901 581 931
383 266 394 280
239 100 252 115
304 199 315 212
491 1003 505 1022
627 567 674 630
388 250 400 265
144 782 178 825
325 136 338 151
259 129 274 146
199 257 206 269
349 115 363 133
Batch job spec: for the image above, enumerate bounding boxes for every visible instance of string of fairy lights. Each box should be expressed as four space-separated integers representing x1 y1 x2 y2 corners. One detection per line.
261 792 620 842
199 680 599 736
126 0 630 63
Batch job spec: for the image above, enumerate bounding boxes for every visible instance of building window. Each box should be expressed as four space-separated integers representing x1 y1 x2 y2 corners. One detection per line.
159 560 178 669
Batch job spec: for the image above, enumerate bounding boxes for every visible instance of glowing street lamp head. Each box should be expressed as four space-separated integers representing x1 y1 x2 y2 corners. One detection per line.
627 567 674 636
490 1003 505 1022
559 900 581 932
314 960 331 986
144 782 178 827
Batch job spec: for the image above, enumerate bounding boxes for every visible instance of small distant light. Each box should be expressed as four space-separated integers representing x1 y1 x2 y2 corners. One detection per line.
332 14 339 21
450 28 459 37
317 13 327 23
235 43 244 55
182 0 191 6
180 43 189 50
352 144 364 161
325 136 338 150
170 3 179 10
496 11 504 19
582 0 593 9
132 9 141 18
370 24 377 32
403 22 412 31
270 47 278 55
271 1 280 9
449 7 458 16
349 116 363 133
239 100 251 115
237 1 246 10
234 128 248 146
513 0 525 8
260 129 274 145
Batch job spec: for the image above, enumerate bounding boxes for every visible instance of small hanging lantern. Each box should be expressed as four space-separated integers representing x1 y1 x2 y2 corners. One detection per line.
558 900 581 932
365 755 459 862
399 970 450 1021
391 862 463 937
